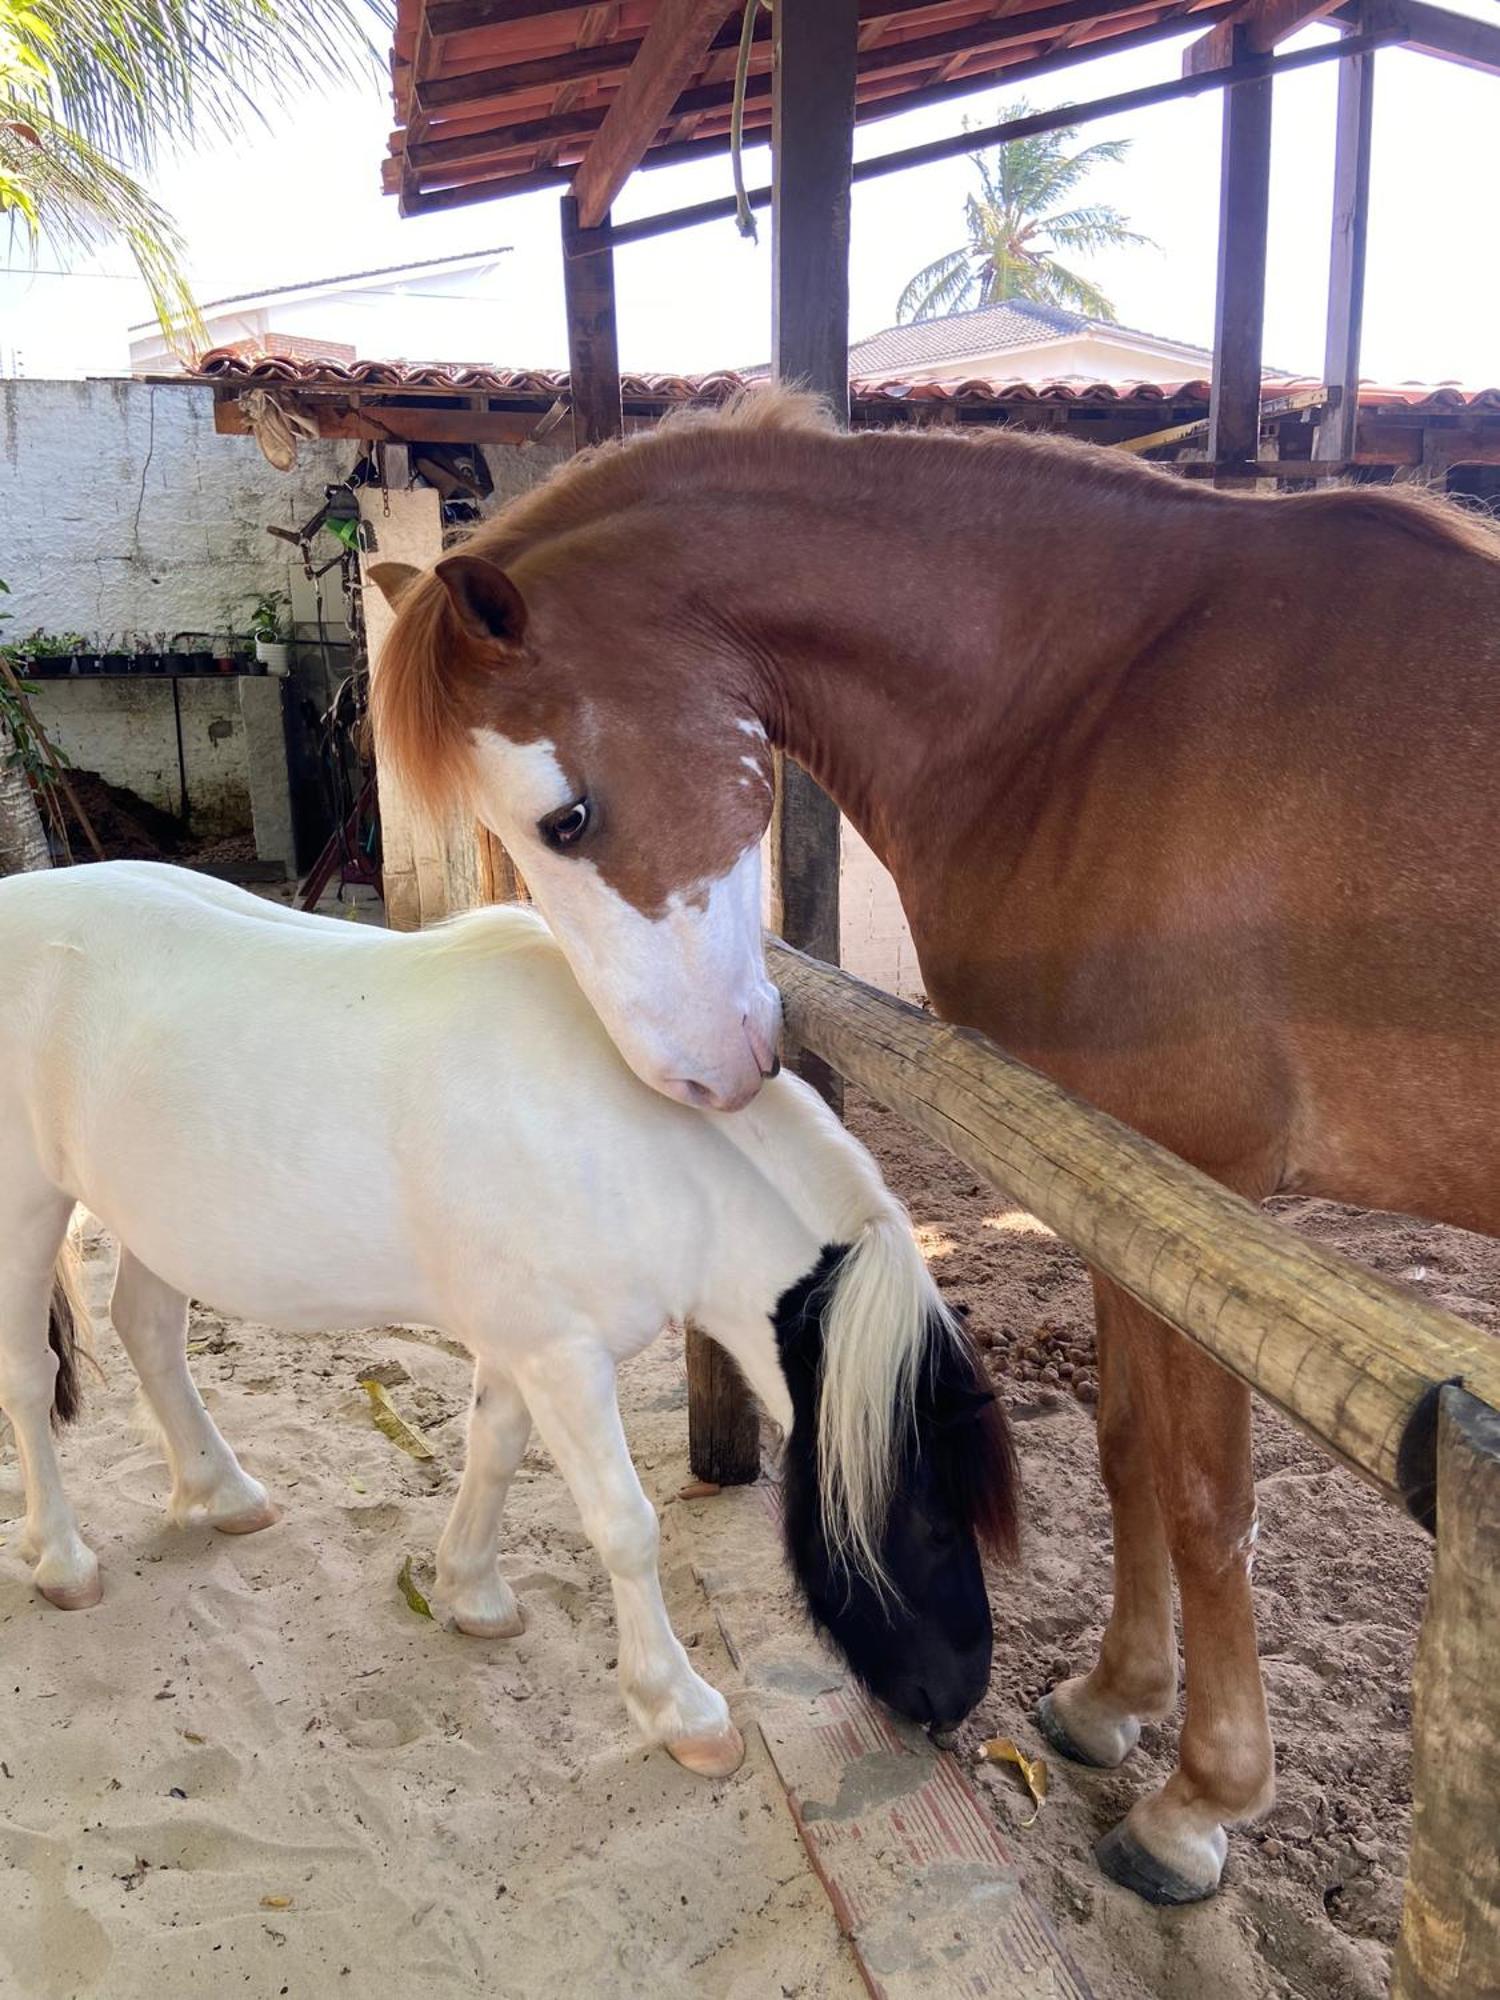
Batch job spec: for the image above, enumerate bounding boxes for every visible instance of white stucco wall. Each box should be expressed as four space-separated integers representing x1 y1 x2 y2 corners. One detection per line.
0 378 355 644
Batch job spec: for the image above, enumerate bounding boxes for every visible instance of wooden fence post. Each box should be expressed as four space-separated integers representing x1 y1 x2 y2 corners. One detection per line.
684 1326 762 1490
1394 1387 1500 2000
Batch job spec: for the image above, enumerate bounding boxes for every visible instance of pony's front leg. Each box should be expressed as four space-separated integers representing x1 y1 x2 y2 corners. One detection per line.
433 1362 530 1638
111 1251 276 1534
516 1340 744 1779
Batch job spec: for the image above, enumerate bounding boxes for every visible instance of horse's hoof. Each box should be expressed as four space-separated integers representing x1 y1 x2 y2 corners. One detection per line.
1096 1822 1221 1906
1034 1690 1135 1770
667 1724 745 1779
453 1603 525 1640
211 1497 281 1536
38 1570 103 1611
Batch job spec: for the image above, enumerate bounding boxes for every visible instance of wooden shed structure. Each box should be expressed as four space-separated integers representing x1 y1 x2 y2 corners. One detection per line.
348 4 1500 1993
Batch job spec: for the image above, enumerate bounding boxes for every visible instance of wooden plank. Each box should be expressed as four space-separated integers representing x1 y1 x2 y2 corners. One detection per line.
684 1326 760 1486
1394 1388 1500 2000
416 33 644 113
685 1480 1097 1998
570 0 738 228
560 193 622 450
1183 0 1340 75
213 399 541 447
1207 28 1274 484
766 940 1500 1515
1337 0 1500 75
1313 35 1375 464
769 0 857 1126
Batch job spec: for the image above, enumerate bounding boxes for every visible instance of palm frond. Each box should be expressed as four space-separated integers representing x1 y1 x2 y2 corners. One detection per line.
1040 203 1155 258
14 2 391 169
895 246 974 323
0 107 204 348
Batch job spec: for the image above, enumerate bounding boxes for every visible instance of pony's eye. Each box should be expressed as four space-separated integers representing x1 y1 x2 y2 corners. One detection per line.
539 799 591 852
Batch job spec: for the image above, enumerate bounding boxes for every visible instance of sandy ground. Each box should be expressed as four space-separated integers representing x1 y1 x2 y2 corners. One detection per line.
847 1092 1500 2000
0 1220 861 2000
4 1101 1495 2000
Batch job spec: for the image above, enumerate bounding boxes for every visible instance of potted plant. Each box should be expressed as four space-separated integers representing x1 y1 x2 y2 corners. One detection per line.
248 590 292 676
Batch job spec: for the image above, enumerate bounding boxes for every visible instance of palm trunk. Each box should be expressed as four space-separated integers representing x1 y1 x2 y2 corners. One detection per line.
0 716 52 875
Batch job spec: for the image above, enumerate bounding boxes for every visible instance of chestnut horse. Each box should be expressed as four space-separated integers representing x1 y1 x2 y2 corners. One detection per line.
370 390 1500 1903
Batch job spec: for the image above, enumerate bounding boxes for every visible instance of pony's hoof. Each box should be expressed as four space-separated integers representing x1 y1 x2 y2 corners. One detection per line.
1034 1688 1138 1770
453 1603 526 1640
38 1570 103 1611
667 1724 745 1779
1096 1822 1221 1906
211 1497 281 1536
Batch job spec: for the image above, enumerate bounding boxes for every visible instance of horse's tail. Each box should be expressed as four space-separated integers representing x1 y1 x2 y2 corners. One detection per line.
737 1076 1019 1593
48 1222 88 1427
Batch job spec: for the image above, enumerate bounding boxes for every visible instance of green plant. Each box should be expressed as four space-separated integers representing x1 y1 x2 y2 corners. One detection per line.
247 589 290 644
0 624 90 663
896 99 1153 324
1 1 388 344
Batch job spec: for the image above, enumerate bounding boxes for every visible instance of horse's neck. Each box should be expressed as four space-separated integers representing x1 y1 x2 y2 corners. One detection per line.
713 448 1207 882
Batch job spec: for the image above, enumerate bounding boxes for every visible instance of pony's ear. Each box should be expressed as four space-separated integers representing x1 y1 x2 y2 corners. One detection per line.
435 553 528 645
367 561 420 610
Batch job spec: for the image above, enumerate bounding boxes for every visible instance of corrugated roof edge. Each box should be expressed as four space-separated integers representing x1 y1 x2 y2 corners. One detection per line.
167 350 1500 412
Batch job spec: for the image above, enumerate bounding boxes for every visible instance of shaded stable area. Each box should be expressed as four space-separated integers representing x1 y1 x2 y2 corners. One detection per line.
135 3 1500 1993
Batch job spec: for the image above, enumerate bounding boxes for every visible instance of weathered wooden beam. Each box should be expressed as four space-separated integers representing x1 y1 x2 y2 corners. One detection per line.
560 193 622 450
213 398 541 447
1313 34 1375 465
570 0 737 229
1183 0 1340 75
1207 28 1274 483
684 1325 763 1488
1337 0 1500 74
767 940 1500 1514
416 33 643 111
1394 1388 1500 2000
770 0 857 1122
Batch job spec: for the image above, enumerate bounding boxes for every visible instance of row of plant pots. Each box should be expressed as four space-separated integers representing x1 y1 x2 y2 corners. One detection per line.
14 647 289 678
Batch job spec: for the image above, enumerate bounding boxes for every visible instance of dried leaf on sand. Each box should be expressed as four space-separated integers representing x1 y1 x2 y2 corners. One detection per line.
360 1379 435 1460
979 1738 1049 1825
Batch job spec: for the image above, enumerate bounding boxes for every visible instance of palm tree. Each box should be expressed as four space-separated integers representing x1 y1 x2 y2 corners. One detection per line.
896 100 1151 325
0 1 385 344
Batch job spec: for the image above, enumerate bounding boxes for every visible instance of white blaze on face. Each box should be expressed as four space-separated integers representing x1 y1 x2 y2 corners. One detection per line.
468 731 781 1111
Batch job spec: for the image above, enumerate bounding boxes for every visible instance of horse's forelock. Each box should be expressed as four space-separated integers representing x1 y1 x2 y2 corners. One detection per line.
368 569 485 822
928 1335 1020 1566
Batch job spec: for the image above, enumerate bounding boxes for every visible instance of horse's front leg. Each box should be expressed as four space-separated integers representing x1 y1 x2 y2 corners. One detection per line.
515 1338 745 1779
1099 1308 1273 1904
433 1361 530 1638
1038 1278 1178 1767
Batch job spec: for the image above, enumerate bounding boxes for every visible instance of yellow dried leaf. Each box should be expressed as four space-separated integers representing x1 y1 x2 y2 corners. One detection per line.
260 1894 293 1910
397 1556 433 1620
349 1476 367 1495
360 1379 434 1460
979 1737 1049 1825
183 1732 205 1746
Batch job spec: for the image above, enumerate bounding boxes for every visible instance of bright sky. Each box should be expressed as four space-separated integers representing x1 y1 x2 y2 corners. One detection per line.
3 11 1497 386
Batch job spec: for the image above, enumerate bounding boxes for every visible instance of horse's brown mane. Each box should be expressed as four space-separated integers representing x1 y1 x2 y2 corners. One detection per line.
465 382 1500 568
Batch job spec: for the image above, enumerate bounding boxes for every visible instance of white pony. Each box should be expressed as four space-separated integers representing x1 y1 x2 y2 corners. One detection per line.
0 863 1015 1773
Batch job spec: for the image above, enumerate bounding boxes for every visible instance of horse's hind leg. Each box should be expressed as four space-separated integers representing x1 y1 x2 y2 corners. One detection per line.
514 1336 744 1779
0 1190 99 1608
433 1361 530 1638
110 1250 276 1534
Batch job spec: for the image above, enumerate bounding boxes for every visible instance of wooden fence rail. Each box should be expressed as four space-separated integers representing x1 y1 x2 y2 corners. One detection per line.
766 939 1500 1523
745 939 1500 1998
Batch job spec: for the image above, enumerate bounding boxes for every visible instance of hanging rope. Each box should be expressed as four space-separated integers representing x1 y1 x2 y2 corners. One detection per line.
730 0 768 242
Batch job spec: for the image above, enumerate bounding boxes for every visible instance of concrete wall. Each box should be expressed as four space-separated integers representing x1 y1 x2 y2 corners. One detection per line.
0 378 353 643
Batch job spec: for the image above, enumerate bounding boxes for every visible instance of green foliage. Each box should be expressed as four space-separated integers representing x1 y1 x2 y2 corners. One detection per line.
1 1 391 345
896 101 1153 325
247 588 290 643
